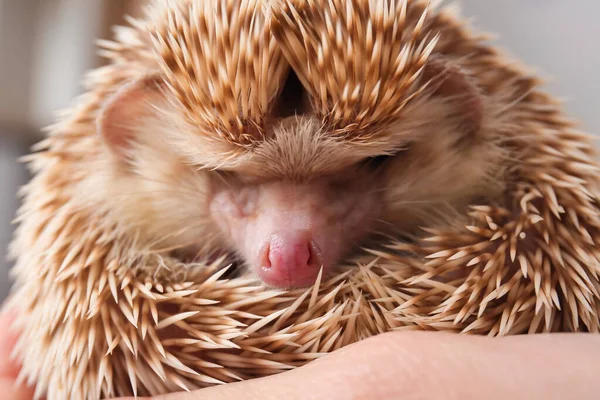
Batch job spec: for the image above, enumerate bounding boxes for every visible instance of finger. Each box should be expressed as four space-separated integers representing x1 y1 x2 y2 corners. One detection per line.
0 308 22 378
0 377 37 400
118 331 600 400
0 307 36 400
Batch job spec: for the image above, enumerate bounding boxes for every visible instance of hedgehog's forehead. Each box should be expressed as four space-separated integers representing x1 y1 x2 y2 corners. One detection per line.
145 0 434 176
147 0 434 149
175 116 399 180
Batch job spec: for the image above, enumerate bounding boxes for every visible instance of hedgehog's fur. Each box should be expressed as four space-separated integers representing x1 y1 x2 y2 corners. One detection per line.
7 0 600 398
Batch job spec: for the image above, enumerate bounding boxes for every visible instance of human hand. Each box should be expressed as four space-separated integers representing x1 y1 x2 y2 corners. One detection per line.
121 329 598 400
0 306 37 400
2 302 598 400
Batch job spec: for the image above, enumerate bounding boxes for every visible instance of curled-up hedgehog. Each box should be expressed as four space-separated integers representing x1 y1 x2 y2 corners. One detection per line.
7 0 600 398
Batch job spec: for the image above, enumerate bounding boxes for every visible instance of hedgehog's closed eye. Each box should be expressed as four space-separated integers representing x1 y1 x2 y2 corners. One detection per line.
362 154 395 169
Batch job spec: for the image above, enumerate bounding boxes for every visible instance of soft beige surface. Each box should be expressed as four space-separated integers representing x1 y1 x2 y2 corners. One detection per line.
1 1 600 301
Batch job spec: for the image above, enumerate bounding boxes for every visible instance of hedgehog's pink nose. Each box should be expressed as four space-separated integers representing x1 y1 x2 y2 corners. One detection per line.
268 236 311 271
258 230 323 288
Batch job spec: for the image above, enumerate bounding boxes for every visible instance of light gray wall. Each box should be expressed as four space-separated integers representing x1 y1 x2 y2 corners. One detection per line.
0 0 109 300
1 1 600 301
0 137 28 301
459 0 600 134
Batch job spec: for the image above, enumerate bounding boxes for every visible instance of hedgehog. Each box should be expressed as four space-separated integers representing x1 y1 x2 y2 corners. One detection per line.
6 0 600 399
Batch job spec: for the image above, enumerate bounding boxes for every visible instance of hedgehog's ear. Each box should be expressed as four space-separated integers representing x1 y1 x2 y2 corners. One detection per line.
97 74 166 160
421 56 483 139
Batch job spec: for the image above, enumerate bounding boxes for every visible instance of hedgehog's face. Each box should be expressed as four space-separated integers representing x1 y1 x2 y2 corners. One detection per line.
96 67 492 289
207 162 382 288
96 75 387 288
95 1 496 288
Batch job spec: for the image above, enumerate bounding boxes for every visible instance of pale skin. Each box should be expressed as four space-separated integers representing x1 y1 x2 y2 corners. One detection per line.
2 306 598 400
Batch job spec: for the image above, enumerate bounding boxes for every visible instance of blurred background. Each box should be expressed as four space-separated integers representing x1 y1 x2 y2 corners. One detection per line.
0 0 599 301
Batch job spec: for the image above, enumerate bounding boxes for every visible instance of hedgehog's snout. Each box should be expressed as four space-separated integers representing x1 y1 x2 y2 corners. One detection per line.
258 230 324 288
209 177 377 288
